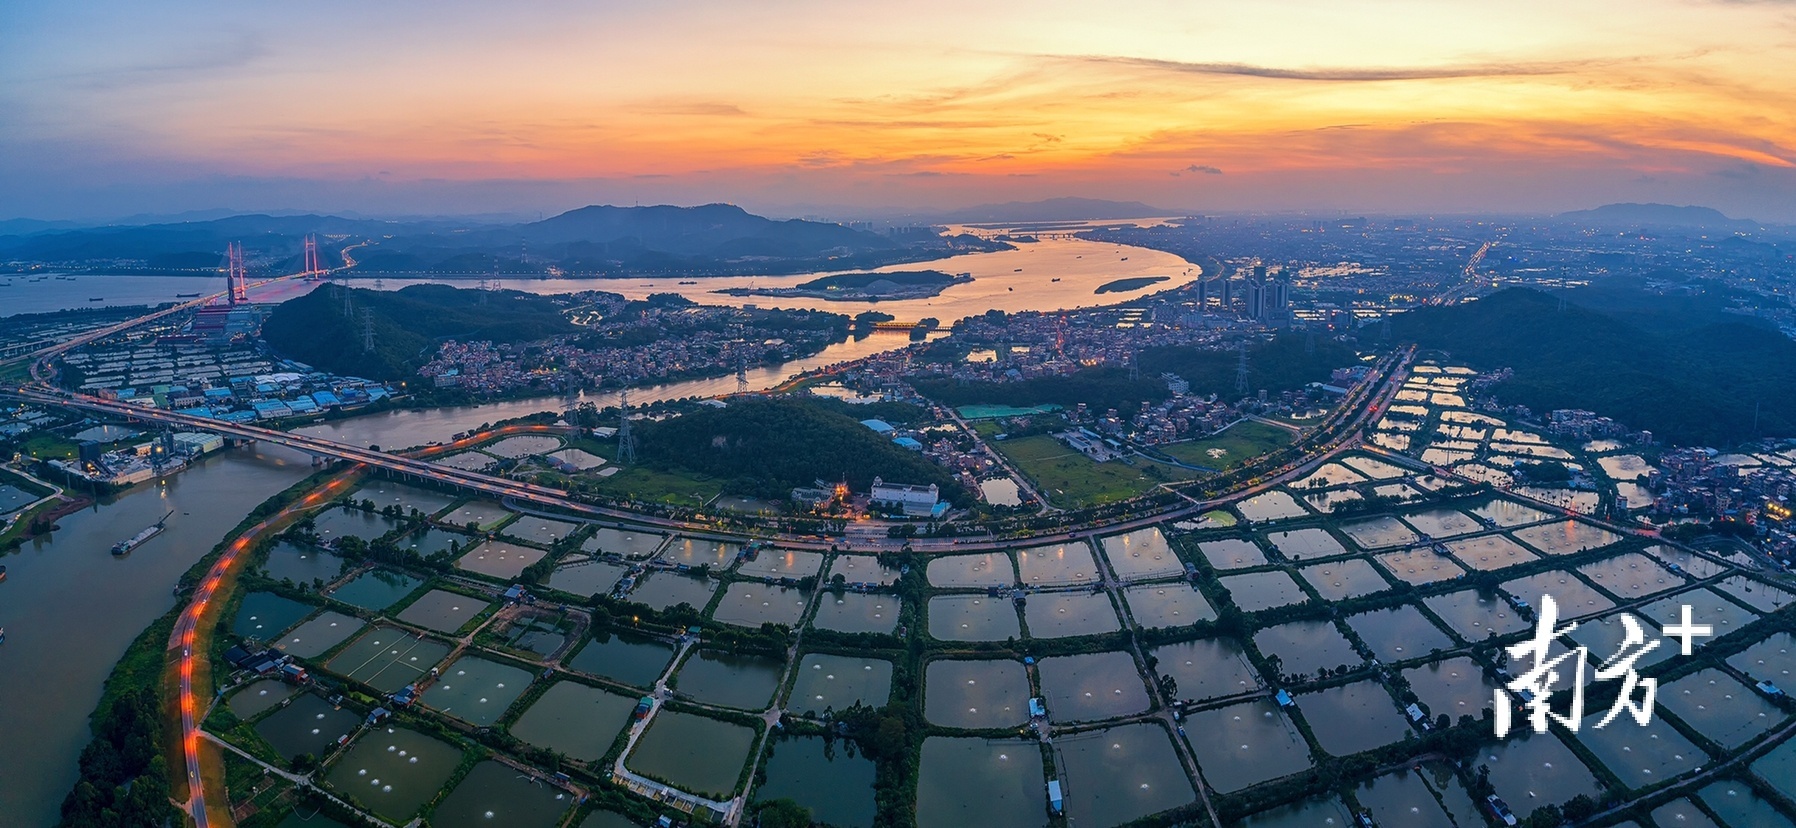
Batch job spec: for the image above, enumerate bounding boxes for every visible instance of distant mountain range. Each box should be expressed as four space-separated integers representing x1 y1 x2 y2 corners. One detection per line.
1556 203 1758 229
0 203 1005 277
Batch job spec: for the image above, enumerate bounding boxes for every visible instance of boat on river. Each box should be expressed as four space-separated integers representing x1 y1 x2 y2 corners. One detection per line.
112 510 173 556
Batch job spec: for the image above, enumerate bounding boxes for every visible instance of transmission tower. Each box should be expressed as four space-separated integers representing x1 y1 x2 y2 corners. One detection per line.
737 355 749 395
1234 340 1250 395
617 390 637 465
342 283 354 317
1127 353 1139 382
360 308 376 352
373 276 384 291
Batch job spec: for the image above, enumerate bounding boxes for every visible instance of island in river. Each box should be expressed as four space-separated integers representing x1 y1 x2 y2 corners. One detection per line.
712 269 972 301
1094 275 1170 294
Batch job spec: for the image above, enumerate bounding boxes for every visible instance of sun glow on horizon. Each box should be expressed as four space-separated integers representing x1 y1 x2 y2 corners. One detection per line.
2 0 1793 219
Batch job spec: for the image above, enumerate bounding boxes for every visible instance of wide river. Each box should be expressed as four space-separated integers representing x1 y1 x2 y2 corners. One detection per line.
0 235 1195 820
0 445 314 827
3 236 1195 319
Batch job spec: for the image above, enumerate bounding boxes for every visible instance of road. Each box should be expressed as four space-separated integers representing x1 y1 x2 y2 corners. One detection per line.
938 399 1054 513
11 339 1408 558
171 473 357 828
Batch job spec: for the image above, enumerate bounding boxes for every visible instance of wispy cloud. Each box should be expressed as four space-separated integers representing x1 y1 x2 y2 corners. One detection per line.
1054 54 1613 82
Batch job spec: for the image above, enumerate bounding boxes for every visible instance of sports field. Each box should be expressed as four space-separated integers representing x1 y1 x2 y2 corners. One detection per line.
1157 419 1297 471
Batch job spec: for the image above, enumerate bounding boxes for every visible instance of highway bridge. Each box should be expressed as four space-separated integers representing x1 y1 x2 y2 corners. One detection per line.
2 272 309 377
3 385 761 540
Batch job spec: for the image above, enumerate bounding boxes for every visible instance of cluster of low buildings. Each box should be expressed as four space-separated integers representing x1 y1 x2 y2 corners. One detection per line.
917 306 1227 384
419 305 845 394
62 339 396 423
1546 408 1645 442
99 370 395 423
0 404 63 442
1639 445 1796 561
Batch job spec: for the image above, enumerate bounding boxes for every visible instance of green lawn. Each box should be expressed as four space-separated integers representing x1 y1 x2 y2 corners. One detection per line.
548 465 724 506
1157 420 1297 471
993 434 1198 508
18 434 79 460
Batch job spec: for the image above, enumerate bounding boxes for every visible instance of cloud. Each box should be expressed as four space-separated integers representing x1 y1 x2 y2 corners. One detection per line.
1056 54 1613 82
1185 164 1223 174
46 33 269 91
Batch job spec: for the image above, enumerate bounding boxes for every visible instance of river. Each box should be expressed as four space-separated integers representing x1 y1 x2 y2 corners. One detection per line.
293 329 942 449
362 237 1198 320
4 236 1193 321
0 444 313 827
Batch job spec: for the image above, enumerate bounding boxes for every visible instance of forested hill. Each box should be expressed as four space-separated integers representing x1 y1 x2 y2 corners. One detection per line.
262 284 578 380
635 398 966 504
1391 286 1796 446
1137 335 1357 396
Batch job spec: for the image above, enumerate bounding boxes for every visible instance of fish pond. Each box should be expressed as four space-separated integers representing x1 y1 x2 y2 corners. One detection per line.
754 736 878 828
927 595 1020 642
924 658 1030 729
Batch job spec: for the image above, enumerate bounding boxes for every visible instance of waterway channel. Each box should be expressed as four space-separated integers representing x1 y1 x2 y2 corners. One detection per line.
0 443 313 827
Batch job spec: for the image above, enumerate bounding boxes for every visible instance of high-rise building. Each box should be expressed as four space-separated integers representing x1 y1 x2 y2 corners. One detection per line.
1245 278 1267 320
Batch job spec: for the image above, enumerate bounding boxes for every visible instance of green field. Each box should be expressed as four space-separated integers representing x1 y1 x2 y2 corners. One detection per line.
1157 419 1297 471
992 434 1198 508
957 403 1063 420
17 434 79 460
539 438 726 505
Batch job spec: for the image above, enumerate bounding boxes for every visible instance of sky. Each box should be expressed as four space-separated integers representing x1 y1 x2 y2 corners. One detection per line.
3 0 1794 222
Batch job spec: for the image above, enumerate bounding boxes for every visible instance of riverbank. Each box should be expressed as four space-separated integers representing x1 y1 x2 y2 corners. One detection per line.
0 443 314 828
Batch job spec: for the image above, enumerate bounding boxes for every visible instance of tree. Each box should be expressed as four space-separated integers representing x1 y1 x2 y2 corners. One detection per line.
755 798 813 828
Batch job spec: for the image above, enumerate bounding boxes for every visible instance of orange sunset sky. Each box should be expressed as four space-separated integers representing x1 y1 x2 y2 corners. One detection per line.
3 0 1794 221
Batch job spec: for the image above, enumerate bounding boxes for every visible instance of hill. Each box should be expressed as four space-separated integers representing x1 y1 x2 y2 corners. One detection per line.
0 204 994 277
261 284 578 380
1137 335 1357 396
911 367 1172 413
1556 203 1755 229
1391 287 1796 445
521 203 889 258
634 397 965 504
